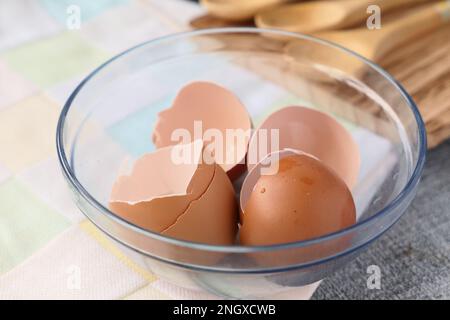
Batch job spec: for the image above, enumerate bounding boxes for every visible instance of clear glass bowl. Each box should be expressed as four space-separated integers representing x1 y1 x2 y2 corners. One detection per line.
57 28 426 299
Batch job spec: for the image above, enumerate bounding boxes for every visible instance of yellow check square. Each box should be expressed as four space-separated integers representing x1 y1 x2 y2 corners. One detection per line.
0 94 60 172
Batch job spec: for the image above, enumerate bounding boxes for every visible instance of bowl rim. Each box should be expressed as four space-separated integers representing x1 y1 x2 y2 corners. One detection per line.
56 27 427 256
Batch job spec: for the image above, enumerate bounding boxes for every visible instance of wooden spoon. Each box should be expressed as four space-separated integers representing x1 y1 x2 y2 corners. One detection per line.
190 14 254 29
316 1 450 62
256 0 431 33
201 0 291 21
286 1 450 74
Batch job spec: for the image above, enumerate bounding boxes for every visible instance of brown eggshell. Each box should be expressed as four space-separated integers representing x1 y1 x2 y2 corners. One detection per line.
247 106 360 189
152 81 252 180
109 165 215 232
240 153 356 246
109 139 238 245
109 140 215 232
240 148 314 217
139 163 238 267
162 164 238 245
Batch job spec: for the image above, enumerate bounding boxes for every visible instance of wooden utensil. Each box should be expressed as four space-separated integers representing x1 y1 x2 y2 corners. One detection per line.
286 1 450 74
318 2 450 61
256 0 430 33
201 0 291 21
190 5 450 148
190 14 255 29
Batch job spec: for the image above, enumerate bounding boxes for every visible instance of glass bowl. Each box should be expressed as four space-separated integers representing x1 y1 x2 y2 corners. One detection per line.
56 28 426 299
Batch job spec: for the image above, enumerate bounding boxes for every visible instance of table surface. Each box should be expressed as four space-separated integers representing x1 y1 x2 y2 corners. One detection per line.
313 140 450 300
0 0 448 300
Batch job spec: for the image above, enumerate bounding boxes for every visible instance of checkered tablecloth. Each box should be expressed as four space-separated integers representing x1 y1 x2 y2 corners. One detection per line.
0 0 227 300
0 0 395 300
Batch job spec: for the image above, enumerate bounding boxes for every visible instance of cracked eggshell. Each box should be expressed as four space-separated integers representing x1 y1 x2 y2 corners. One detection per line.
152 81 252 181
109 140 238 245
247 106 360 189
162 163 238 245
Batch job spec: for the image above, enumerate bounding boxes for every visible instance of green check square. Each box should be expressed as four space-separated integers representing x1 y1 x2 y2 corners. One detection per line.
0 178 71 274
2 32 109 87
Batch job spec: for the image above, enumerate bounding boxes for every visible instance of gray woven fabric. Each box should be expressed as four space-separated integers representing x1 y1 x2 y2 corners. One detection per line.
312 139 450 300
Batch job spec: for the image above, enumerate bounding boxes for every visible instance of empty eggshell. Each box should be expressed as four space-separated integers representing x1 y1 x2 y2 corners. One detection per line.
246 106 360 189
240 150 356 246
152 81 252 181
109 139 238 245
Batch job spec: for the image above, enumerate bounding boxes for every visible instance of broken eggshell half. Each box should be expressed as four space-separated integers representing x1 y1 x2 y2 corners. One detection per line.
152 81 252 181
109 139 238 245
246 106 360 189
